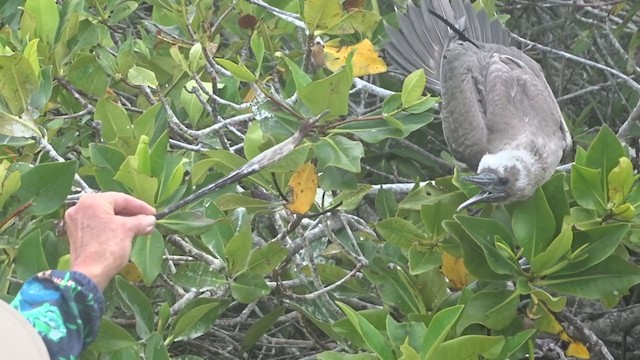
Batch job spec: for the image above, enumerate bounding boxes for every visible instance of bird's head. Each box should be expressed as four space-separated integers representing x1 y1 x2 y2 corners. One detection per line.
457 150 540 211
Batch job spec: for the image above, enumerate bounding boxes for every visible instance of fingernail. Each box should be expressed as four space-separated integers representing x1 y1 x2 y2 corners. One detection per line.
142 215 156 232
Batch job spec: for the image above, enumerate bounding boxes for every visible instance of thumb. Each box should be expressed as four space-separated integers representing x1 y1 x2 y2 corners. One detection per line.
123 215 157 236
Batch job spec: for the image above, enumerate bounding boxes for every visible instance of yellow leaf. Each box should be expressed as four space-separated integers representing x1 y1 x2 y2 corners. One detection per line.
533 305 590 359
566 341 590 359
285 163 318 214
324 38 387 77
120 262 143 283
441 251 469 289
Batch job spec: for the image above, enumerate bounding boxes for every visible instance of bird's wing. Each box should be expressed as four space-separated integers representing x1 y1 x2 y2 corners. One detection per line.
439 42 491 170
385 0 510 92
439 42 570 170
482 47 572 157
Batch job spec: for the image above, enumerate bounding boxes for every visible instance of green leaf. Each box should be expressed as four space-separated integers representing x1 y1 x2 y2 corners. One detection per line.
456 290 519 332
401 69 426 108
130 229 164 285
365 261 425 314
157 211 216 235
0 53 39 115
114 156 158 205
215 193 272 212
330 183 372 210
90 318 137 352
399 344 421 360
541 173 569 234
250 32 265 75
299 66 352 118
408 245 442 275
128 65 158 88
321 10 382 35
156 154 187 204
231 272 271 303
336 302 395 360
571 164 605 212
170 300 228 342
90 143 127 192
144 332 170 360
115 276 154 337
375 188 398 219
455 215 520 276
24 0 60 46
421 200 456 241
316 136 364 173
497 330 537 359
608 157 635 206
429 335 505 360
511 187 555 260
245 242 288 276
22 39 40 82
442 220 510 280
303 0 342 30
404 95 439 114
150 130 170 178
94 98 134 144
422 305 464 360
331 110 433 143
15 230 48 280
241 307 285 352
538 255 640 299
170 262 226 289
224 225 253 275
110 1 138 23
279 54 312 91
386 315 427 351
585 125 625 191
16 160 78 215
133 103 161 140
216 58 257 82
555 223 629 275
530 218 573 275
0 110 39 139
0 163 20 209
376 217 429 249
188 43 203 72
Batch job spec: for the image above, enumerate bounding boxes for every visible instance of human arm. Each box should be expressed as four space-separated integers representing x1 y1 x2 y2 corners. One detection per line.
11 192 156 359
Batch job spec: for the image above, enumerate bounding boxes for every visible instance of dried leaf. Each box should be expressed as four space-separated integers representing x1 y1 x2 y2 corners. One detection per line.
285 163 318 214
441 251 469 289
324 39 387 77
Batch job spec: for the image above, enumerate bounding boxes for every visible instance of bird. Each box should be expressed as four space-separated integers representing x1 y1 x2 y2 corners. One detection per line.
385 0 572 210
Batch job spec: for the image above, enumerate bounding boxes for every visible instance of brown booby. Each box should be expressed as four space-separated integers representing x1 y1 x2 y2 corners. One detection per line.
385 0 572 210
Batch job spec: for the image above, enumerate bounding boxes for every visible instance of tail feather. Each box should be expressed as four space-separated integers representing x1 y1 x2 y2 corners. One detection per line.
385 0 510 92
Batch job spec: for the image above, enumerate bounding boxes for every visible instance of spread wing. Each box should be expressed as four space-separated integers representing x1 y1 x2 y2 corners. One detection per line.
385 0 509 92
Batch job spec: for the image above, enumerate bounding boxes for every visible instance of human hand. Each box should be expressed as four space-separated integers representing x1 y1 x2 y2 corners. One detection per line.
64 192 156 291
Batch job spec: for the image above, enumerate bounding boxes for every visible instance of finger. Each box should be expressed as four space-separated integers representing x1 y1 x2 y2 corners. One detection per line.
102 192 156 216
121 214 157 236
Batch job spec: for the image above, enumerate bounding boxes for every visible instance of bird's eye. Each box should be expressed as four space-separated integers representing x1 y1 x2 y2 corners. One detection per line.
498 177 509 186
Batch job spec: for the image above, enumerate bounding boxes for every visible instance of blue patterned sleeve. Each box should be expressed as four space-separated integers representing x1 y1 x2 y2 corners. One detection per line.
10 270 106 360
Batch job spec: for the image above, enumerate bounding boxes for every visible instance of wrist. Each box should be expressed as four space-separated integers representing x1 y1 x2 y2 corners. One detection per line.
71 263 112 291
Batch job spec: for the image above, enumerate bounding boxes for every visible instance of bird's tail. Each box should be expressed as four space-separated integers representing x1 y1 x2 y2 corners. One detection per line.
385 0 510 92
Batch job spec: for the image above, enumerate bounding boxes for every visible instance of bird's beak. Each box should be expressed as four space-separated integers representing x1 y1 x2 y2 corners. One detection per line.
462 172 499 187
457 191 496 211
457 173 508 211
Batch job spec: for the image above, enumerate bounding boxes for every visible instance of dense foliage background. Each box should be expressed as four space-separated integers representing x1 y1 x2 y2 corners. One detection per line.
1 0 640 359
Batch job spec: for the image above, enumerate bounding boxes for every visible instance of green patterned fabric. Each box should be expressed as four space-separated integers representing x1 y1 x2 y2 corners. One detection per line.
10 270 105 360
